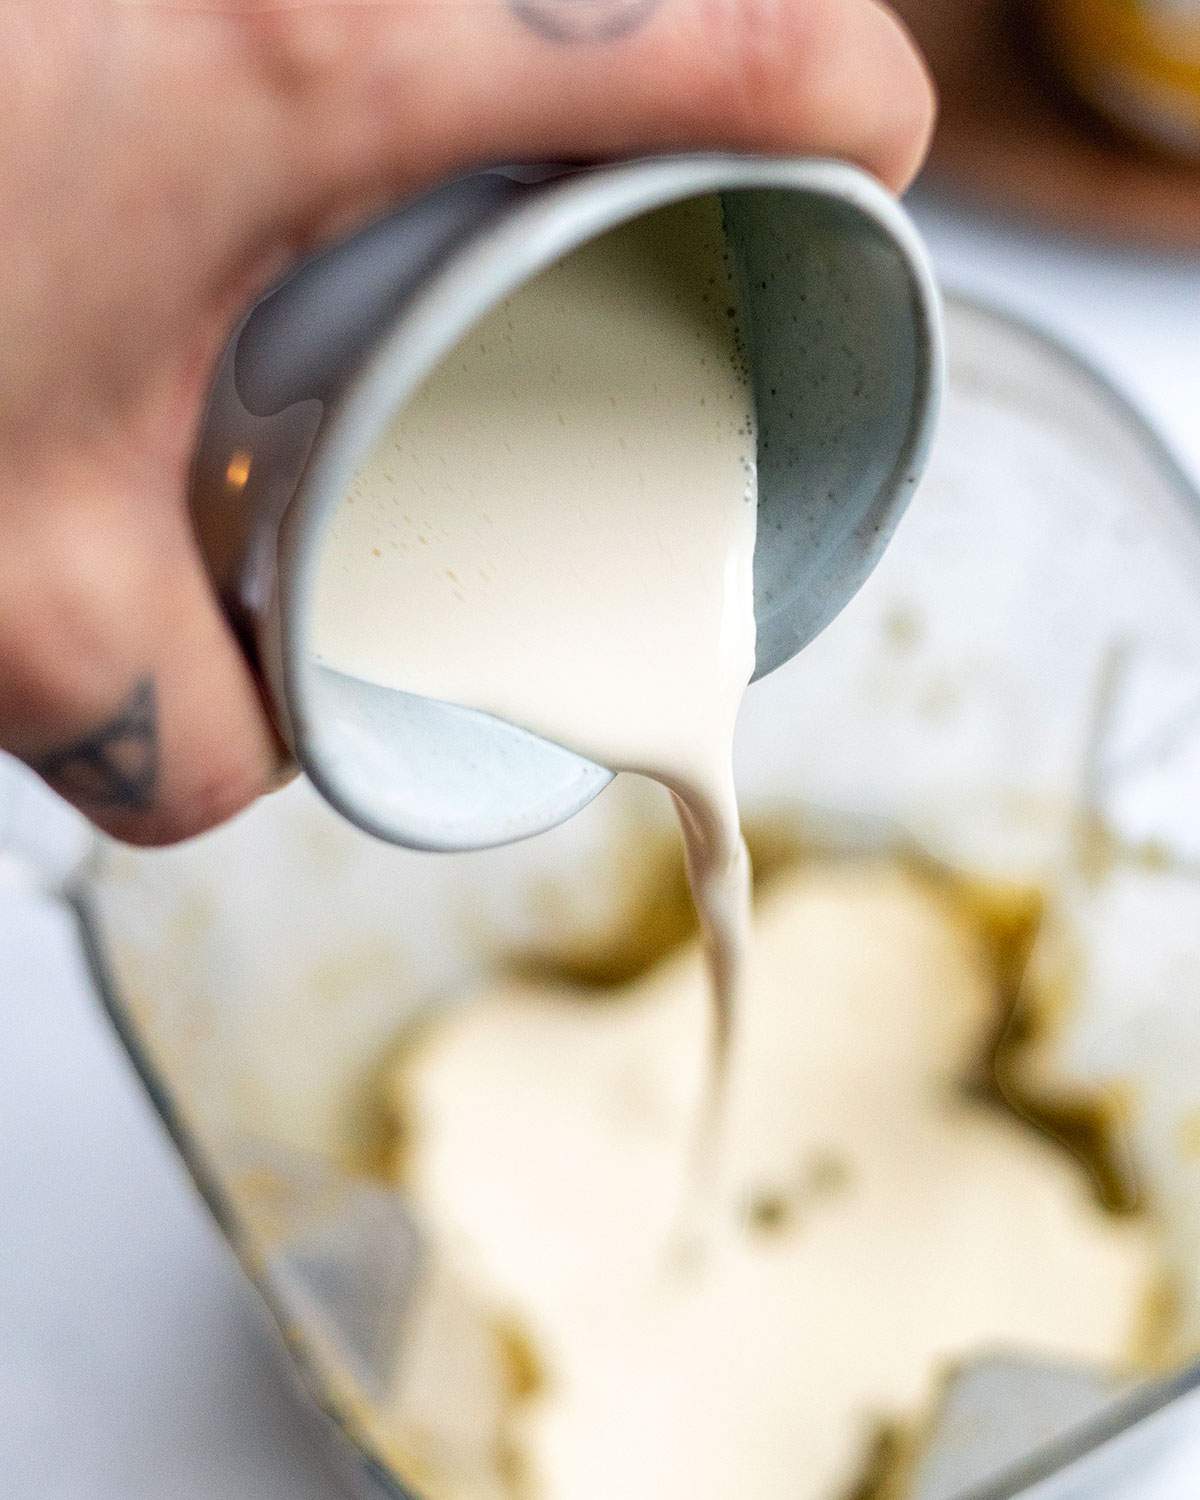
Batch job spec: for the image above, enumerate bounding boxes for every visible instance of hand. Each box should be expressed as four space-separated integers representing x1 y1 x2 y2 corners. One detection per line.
0 0 932 846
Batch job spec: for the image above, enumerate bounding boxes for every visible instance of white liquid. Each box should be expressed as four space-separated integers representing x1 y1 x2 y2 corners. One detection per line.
313 195 758 1144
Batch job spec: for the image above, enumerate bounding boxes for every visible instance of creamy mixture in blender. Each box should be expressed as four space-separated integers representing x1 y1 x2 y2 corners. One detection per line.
376 857 1156 1499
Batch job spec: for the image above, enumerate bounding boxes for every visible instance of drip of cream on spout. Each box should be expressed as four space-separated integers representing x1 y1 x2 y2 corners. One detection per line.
312 194 758 1180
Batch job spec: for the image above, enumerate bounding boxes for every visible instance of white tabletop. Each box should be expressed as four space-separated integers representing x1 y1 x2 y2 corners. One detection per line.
1 185 1198 1499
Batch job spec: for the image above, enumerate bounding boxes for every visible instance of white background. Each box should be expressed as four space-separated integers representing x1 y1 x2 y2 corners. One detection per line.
2 186 1199 1498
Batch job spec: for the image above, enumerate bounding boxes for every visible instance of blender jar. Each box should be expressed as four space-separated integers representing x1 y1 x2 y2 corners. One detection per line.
39 293 1200 1497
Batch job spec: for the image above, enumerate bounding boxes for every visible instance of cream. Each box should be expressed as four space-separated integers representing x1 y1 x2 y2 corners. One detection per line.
313 193 758 1133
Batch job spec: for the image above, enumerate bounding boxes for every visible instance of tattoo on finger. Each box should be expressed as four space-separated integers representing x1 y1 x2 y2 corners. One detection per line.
509 0 662 42
33 677 159 813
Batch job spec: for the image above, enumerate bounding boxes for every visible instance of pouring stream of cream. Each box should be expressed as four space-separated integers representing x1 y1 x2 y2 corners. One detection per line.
313 194 758 1196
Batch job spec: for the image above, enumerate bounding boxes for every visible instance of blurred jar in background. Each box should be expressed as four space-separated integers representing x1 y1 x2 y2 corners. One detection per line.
1039 0 1200 156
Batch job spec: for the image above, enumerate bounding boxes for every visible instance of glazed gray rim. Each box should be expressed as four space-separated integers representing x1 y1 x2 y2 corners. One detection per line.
276 153 944 850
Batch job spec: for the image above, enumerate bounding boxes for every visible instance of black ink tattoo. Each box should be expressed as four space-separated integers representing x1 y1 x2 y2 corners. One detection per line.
510 0 662 42
34 678 159 813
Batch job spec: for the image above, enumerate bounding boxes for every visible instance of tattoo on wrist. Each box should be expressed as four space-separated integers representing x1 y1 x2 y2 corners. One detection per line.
34 677 159 813
509 0 662 42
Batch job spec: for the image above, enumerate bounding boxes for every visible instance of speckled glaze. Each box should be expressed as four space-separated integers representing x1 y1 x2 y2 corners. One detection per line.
190 156 942 851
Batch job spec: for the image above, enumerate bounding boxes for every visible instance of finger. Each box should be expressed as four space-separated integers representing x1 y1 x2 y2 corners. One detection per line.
0 472 283 846
213 0 934 249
